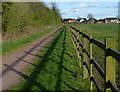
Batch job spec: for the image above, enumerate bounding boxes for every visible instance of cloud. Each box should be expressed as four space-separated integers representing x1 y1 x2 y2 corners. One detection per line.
73 9 79 12
74 6 79 8
73 3 100 9
60 12 68 15
60 10 73 15
73 3 117 9
104 5 118 8
79 3 88 8
88 4 100 7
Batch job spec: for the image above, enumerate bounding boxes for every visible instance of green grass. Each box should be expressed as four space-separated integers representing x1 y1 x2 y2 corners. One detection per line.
69 23 119 66
70 23 118 42
9 26 90 91
68 23 120 90
2 26 60 56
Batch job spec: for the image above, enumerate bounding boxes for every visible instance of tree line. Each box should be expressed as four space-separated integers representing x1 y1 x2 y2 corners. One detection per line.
2 2 61 39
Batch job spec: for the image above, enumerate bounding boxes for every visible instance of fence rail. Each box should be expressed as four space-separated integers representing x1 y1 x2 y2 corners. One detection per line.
91 38 105 50
91 59 105 79
69 26 120 92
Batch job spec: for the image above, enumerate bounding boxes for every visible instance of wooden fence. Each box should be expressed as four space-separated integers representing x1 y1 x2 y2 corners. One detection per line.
69 26 120 92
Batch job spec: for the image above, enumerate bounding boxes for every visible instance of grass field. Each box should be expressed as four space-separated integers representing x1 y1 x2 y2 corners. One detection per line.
68 23 119 64
2 25 60 56
9 26 90 91
69 23 119 45
69 23 119 67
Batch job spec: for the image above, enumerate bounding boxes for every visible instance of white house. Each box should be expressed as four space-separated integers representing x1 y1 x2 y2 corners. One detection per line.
104 18 120 23
77 18 87 23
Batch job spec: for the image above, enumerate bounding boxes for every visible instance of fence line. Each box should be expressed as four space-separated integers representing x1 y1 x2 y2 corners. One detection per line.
69 26 120 92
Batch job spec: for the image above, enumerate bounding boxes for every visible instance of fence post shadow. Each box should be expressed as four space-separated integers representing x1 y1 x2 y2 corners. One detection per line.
20 27 64 90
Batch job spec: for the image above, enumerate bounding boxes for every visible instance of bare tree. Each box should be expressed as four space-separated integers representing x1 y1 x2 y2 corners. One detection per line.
51 2 59 12
51 2 61 19
87 13 94 19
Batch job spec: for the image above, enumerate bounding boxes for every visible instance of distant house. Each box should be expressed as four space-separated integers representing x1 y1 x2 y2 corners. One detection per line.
104 18 120 23
77 18 87 23
111 18 120 23
62 19 69 23
87 18 97 24
104 18 112 23
62 18 77 23
68 19 77 23
63 18 120 24
95 19 104 24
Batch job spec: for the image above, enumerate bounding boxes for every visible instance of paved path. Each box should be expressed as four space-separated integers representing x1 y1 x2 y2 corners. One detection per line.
1 27 60 90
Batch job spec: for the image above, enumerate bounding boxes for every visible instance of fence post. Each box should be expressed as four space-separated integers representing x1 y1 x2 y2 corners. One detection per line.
75 30 80 68
70 29 76 51
77 30 79 66
105 38 116 91
83 31 89 79
77 30 82 68
70 28 82 68
90 35 93 91
80 31 83 68
79 30 83 68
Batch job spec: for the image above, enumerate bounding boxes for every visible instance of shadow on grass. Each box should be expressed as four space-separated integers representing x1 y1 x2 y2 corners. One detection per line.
6 26 80 91
20 27 65 90
55 26 66 90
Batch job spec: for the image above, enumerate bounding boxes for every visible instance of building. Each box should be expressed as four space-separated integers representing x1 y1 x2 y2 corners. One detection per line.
68 19 77 23
87 18 97 24
62 18 77 23
77 18 87 23
95 19 104 24
104 18 120 23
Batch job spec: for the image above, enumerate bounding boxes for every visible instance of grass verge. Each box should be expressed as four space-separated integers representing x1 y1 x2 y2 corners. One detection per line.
9 26 90 91
2 25 60 56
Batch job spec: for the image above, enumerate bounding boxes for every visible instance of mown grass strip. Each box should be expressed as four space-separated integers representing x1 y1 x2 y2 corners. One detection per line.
2 25 60 56
10 26 90 91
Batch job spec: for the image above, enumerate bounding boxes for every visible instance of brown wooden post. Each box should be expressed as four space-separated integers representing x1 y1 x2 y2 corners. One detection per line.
83 31 89 79
77 30 82 68
90 35 93 91
73 29 82 68
70 28 81 68
80 30 84 68
79 34 83 68
105 38 116 91
70 29 76 50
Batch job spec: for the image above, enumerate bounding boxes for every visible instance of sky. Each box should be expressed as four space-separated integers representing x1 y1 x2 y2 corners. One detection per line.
43 0 120 19
41 0 119 2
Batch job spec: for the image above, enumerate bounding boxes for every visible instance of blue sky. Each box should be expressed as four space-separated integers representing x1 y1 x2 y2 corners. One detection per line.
43 0 119 19
41 0 119 2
